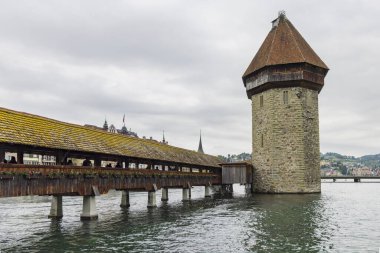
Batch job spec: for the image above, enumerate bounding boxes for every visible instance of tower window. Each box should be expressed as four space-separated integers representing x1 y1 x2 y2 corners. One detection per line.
261 134 264 147
283 91 288 104
260 95 263 107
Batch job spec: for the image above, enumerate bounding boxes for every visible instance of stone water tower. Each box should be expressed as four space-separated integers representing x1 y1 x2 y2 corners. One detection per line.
242 12 328 193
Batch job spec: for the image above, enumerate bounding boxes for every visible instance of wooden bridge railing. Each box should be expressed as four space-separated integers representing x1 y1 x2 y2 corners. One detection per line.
0 164 222 197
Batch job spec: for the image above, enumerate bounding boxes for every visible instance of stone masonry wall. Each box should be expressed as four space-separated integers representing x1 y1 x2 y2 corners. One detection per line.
252 87 321 193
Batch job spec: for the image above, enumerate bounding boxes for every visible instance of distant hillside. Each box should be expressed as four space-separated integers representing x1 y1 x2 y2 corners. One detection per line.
360 154 380 161
217 153 251 163
320 152 380 175
321 152 380 167
219 152 380 169
320 152 355 160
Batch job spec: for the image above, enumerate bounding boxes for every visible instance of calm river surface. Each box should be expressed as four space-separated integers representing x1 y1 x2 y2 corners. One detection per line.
0 182 380 252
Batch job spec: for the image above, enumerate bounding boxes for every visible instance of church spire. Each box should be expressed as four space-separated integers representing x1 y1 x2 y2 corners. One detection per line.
120 114 128 134
103 117 108 131
162 130 166 144
197 130 204 154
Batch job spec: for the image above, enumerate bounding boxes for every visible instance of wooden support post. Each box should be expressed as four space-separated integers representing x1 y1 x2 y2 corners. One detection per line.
94 157 101 167
118 159 124 169
0 148 5 162
56 151 66 165
124 159 130 169
17 150 24 164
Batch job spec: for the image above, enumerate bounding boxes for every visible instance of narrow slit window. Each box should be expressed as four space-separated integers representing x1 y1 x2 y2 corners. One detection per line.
283 90 288 105
261 134 264 147
260 95 263 107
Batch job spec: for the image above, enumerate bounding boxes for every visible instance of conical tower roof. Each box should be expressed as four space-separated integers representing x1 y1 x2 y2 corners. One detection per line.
243 12 328 80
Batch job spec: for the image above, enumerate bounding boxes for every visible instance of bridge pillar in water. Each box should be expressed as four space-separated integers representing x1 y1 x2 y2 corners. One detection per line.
147 191 157 208
161 188 169 201
205 186 211 198
245 184 253 193
182 188 190 201
212 185 234 194
120 190 130 208
80 196 98 220
48 195 63 219
221 184 233 194
212 185 222 194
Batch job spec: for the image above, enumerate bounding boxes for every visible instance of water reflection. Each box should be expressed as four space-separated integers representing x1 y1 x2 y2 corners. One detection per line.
242 194 325 252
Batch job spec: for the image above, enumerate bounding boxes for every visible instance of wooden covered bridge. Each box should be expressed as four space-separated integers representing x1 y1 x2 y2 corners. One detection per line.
0 108 221 218
0 107 252 220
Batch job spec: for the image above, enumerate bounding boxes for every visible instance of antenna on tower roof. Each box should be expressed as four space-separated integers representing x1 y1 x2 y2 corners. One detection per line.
272 10 286 28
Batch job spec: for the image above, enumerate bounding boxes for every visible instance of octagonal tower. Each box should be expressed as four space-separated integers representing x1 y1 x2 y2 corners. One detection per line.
242 12 328 193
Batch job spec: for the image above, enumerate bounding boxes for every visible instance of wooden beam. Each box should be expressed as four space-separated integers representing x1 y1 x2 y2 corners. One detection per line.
17 150 24 164
94 156 102 167
0 149 4 162
56 150 67 165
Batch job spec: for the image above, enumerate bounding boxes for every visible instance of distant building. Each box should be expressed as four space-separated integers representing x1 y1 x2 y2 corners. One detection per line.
109 124 117 133
103 119 108 131
85 115 139 138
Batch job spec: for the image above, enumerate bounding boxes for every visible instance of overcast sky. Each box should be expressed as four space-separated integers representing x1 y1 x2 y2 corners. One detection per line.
0 0 379 157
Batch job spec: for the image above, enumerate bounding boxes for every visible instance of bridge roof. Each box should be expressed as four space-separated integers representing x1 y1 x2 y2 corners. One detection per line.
0 107 222 168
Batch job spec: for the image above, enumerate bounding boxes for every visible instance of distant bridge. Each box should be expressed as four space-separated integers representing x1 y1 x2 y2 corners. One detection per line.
321 176 380 182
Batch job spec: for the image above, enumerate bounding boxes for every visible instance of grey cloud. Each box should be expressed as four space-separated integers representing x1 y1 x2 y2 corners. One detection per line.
0 0 379 156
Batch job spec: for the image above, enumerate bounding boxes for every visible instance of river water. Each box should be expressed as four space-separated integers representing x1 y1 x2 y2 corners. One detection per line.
0 182 379 253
